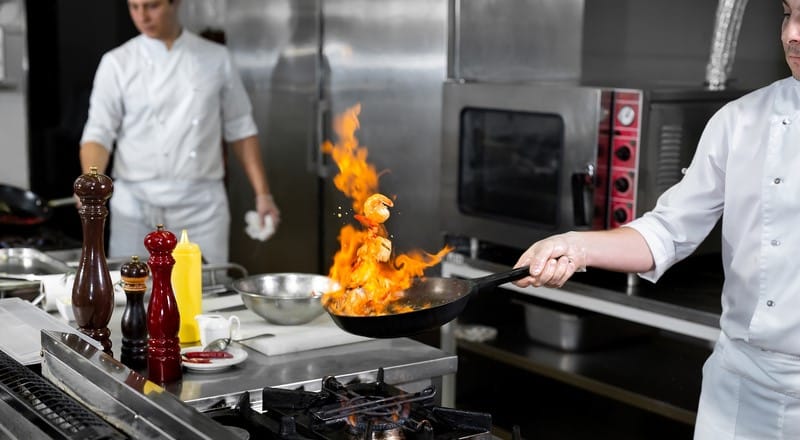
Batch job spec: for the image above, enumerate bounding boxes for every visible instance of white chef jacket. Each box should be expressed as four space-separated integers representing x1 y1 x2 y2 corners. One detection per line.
80 30 256 263
625 76 800 439
80 30 257 180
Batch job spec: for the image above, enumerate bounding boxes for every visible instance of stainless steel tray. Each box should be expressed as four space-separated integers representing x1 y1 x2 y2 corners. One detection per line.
0 247 72 276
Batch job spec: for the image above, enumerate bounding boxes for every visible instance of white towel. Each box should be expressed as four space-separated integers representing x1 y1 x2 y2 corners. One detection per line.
245 211 275 241
39 271 125 312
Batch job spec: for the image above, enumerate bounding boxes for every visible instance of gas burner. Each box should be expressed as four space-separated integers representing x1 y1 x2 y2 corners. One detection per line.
0 226 81 251
203 368 493 440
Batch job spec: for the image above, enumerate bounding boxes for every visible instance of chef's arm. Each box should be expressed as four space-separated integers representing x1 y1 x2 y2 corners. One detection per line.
513 227 654 288
79 141 111 174
228 135 281 227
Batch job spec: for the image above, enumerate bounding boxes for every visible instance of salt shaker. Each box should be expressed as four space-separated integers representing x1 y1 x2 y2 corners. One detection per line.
144 225 182 384
71 167 115 354
120 255 149 371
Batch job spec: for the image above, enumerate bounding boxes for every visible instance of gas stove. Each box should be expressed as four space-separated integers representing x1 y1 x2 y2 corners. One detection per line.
205 368 493 440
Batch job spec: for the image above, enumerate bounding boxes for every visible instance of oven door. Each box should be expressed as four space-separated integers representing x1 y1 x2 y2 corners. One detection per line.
440 81 605 249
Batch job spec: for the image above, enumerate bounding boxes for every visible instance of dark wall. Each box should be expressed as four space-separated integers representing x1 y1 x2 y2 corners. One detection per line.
26 0 137 241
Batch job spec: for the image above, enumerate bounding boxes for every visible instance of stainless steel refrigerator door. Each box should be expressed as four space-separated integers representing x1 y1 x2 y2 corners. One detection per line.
226 0 325 274
320 0 448 270
224 0 447 276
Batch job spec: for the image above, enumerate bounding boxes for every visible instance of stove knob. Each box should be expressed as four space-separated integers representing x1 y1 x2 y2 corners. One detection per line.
614 208 629 224
615 145 632 162
614 177 630 193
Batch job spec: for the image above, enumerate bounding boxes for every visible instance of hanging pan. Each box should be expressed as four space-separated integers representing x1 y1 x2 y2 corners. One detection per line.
0 184 75 226
326 266 531 338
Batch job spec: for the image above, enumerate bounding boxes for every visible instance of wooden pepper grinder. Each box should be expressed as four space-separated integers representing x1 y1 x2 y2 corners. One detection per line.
144 225 182 384
71 167 115 355
120 255 149 371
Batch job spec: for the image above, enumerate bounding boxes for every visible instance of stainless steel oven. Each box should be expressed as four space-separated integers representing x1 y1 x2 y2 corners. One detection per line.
440 80 744 249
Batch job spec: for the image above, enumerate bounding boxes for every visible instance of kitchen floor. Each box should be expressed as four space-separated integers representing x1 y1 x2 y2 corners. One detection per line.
455 352 694 440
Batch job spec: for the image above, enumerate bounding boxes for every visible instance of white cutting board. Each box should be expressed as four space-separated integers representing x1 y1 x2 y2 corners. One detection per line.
0 297 103 365
201 294 372 356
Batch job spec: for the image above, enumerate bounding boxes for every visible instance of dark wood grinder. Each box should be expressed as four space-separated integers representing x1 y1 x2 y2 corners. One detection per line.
71 167 115 354
120 255 149 371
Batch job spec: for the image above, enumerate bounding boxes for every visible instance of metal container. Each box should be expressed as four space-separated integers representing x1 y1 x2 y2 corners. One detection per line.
232 273 338 325
520 299 656 351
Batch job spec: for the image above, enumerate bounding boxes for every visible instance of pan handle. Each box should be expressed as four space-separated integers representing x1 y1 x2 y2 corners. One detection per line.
472 266 531 293
48 197 77 208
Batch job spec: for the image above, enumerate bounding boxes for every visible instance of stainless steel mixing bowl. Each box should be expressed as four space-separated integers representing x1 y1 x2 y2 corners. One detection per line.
232 273 339 325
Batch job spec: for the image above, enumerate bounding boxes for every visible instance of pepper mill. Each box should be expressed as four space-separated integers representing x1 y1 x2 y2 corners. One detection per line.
71 167 115 354
120 255 149 371
144 225 182 384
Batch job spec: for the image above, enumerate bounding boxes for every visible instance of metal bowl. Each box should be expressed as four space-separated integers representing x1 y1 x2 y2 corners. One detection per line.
232 273 339 325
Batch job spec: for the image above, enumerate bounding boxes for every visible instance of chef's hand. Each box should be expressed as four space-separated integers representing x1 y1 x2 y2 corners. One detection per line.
255 194 281 229
513 232 587 288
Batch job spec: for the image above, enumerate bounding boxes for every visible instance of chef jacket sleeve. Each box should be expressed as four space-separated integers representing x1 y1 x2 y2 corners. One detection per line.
80 53 124 151
220 50 258 142
624 107 728 282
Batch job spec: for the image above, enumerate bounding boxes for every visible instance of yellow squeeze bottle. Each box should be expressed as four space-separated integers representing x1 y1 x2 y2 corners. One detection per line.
172 229 203 344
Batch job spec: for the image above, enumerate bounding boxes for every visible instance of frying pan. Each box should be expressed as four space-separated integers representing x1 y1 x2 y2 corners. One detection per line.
0 184 75 226
326 266 531 338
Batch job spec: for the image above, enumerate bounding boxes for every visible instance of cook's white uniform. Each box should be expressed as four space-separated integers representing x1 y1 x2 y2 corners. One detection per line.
626 76 800 439
80 30 257 263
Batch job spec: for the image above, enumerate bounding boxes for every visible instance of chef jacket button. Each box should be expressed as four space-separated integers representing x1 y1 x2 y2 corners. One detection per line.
767 300 775 307
771 239 780 246
774 177 783 184
782 118 791 125
191 118 199 126
189 150 197 158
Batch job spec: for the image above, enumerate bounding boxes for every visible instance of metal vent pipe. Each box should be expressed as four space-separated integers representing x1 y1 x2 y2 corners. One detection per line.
705 0 750 90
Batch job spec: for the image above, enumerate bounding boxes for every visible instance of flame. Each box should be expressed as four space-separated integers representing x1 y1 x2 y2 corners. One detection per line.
321 103 452 316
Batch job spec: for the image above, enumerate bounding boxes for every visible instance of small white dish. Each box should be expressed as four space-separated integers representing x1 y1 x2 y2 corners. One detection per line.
181 346 248 373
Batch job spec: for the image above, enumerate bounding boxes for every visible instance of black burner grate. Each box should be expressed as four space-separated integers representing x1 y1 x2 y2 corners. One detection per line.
0 349 127 439
206 368 493 440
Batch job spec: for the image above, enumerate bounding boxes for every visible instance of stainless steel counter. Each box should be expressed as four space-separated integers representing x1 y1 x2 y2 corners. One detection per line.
54 301 456 413
36 313 456 438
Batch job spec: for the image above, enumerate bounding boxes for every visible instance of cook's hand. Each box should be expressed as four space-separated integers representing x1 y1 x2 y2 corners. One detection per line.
513 232 587 288
255 194 280 229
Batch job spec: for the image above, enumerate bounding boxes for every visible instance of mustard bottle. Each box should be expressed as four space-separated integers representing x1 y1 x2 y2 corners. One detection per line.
171 229 203 344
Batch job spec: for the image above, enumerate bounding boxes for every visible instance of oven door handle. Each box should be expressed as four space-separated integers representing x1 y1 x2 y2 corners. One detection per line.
571 164 595 227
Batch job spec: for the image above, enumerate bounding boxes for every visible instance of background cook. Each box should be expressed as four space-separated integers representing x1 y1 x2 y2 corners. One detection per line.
78 0 280 263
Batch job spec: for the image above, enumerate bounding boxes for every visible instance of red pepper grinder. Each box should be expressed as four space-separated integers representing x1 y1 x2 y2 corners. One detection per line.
71 167 115 354
144 225 182 384
120 255 149 371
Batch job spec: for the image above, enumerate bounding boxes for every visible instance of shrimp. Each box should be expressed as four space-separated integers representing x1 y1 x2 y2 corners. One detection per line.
362 193 393 225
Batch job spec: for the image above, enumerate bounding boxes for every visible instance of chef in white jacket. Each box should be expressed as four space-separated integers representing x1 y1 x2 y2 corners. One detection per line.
513 1 800 438
79 0 280 264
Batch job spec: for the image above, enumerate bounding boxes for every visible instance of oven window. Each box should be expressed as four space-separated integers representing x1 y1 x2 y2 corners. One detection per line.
458 107 564 227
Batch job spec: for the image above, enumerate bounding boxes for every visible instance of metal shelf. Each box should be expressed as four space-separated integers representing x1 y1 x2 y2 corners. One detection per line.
455 327 709 425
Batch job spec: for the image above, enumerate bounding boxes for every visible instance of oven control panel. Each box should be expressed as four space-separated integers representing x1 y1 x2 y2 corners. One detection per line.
600 90 642 228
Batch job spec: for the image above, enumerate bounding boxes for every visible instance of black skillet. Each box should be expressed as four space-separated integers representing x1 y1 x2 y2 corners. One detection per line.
0 184 75 226
326 266 531 338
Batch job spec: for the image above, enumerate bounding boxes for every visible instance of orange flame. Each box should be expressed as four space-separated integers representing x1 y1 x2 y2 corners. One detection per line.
321 103 452 316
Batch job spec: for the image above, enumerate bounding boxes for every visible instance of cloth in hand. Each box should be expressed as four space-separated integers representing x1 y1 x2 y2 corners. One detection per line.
245 210 275 241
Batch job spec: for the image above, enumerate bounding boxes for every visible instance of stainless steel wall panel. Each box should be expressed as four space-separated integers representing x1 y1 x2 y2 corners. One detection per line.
452 0 584 83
